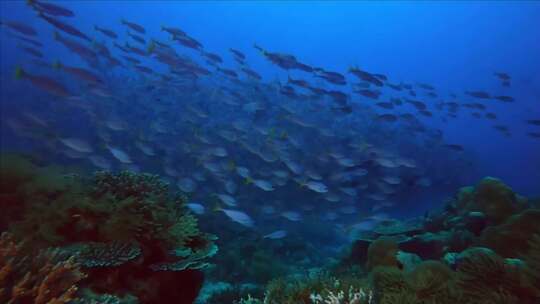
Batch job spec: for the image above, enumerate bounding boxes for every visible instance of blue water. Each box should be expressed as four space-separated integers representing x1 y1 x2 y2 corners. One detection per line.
1 1 539 243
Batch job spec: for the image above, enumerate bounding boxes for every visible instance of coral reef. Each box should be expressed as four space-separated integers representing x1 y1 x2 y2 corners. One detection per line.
3 155 540 304
0 155 216 304
365 238 399 271
0 232 86 303
243 176 540 304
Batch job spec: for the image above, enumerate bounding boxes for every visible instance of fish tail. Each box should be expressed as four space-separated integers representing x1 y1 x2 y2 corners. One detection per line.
244 177 253 185
14 66 25 79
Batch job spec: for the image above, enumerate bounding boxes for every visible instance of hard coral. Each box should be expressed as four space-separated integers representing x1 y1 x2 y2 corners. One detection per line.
457 249 538 304
472 177 519 225
479 209 540 258
0 232 86 304
366 238 399 271
5 168 216 304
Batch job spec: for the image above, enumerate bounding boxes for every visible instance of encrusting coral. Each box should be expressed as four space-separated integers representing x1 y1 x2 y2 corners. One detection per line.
0 232 86 303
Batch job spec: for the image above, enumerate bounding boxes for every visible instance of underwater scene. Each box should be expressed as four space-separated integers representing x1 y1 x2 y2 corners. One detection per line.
1 1 540 303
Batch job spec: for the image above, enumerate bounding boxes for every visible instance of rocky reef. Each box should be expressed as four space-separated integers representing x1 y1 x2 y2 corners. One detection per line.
0 154 217 303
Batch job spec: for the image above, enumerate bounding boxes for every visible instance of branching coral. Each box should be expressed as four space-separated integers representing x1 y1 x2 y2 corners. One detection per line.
263 271 370 304
310 286 373 304
0 232 86 303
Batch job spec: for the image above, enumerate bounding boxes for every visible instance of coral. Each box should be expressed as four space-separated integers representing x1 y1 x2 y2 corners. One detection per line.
70 241 142 268
405 260 456 302
235 294 264 304
263 271 369 304
310 286 373 304
400 231 451 260
373 218 423 236
365 238 399 271
3 166 216 304
456 249 538 303
0 232 86 303
471 177 519 225
369 266 408 299
479 209 540 258
396 251 422 272
524 234 540 291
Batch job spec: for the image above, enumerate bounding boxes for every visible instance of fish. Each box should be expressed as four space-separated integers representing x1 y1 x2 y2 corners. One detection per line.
253 179 275 191
22 46 43 58
281 211 302 221
494 72 510 81
177 178 197 193
59 138 93 153
15 67 71 97
219 208 254 227
94 25 117 39
485 113 497 120
186 203 205 215
161 25 185 36
0 20 37 36
355 89 380 99
375 102 394 109
127 31 146 44
377 114 397 122
107 145 132 163
216 194 237 207
121 19 145 34
303 181 328 193
349 67 384 86
525 119 540 126
38 13 91 41
494 95 514 102
28 0 75 17
54 61 102 84
202 51 223 63
466 91 490 99
263 230 287 239
229 48 246 60
443 144 464 151
53 31 96 60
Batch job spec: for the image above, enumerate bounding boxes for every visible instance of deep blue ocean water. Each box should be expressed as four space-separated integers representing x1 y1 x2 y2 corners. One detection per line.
1 0 540 281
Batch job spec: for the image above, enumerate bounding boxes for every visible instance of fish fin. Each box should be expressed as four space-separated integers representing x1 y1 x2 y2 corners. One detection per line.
14 66 25 79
